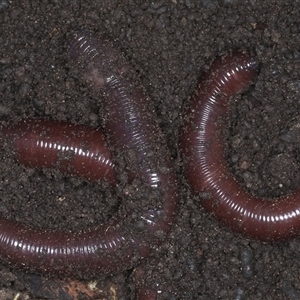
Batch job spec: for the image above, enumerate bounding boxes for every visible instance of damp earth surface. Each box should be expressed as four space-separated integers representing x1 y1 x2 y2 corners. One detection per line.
1 0 300 299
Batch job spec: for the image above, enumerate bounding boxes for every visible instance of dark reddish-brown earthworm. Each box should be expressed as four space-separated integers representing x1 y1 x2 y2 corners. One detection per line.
2 119 116 182
0 30 178 277
180 51 300 242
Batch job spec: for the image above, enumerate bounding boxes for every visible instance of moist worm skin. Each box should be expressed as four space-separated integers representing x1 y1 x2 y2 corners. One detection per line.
180 52 300 242
69 30 177 238
0 30 177 277
0 119 127 276
2 119 116 183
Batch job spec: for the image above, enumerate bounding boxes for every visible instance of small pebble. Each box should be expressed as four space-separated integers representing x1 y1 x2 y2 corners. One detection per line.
240 246 254 279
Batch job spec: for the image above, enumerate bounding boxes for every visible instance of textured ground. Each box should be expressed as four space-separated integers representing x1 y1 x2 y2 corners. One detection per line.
1 0 300 299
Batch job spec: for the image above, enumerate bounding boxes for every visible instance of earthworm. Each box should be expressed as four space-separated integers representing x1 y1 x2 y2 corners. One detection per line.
180 51 300 242
0 30 178 277
2 119 116 182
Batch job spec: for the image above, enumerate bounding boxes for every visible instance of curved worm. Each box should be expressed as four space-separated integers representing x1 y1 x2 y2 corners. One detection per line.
2 119 116 182
180 51 300 242
0 30 178 277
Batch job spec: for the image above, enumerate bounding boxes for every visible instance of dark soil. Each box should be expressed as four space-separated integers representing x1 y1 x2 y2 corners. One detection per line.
1 0 300 299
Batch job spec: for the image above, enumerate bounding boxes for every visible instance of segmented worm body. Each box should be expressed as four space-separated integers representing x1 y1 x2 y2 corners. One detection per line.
0 30 178 277
3 28 296 292
180 51 300 241
2 119 116 182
